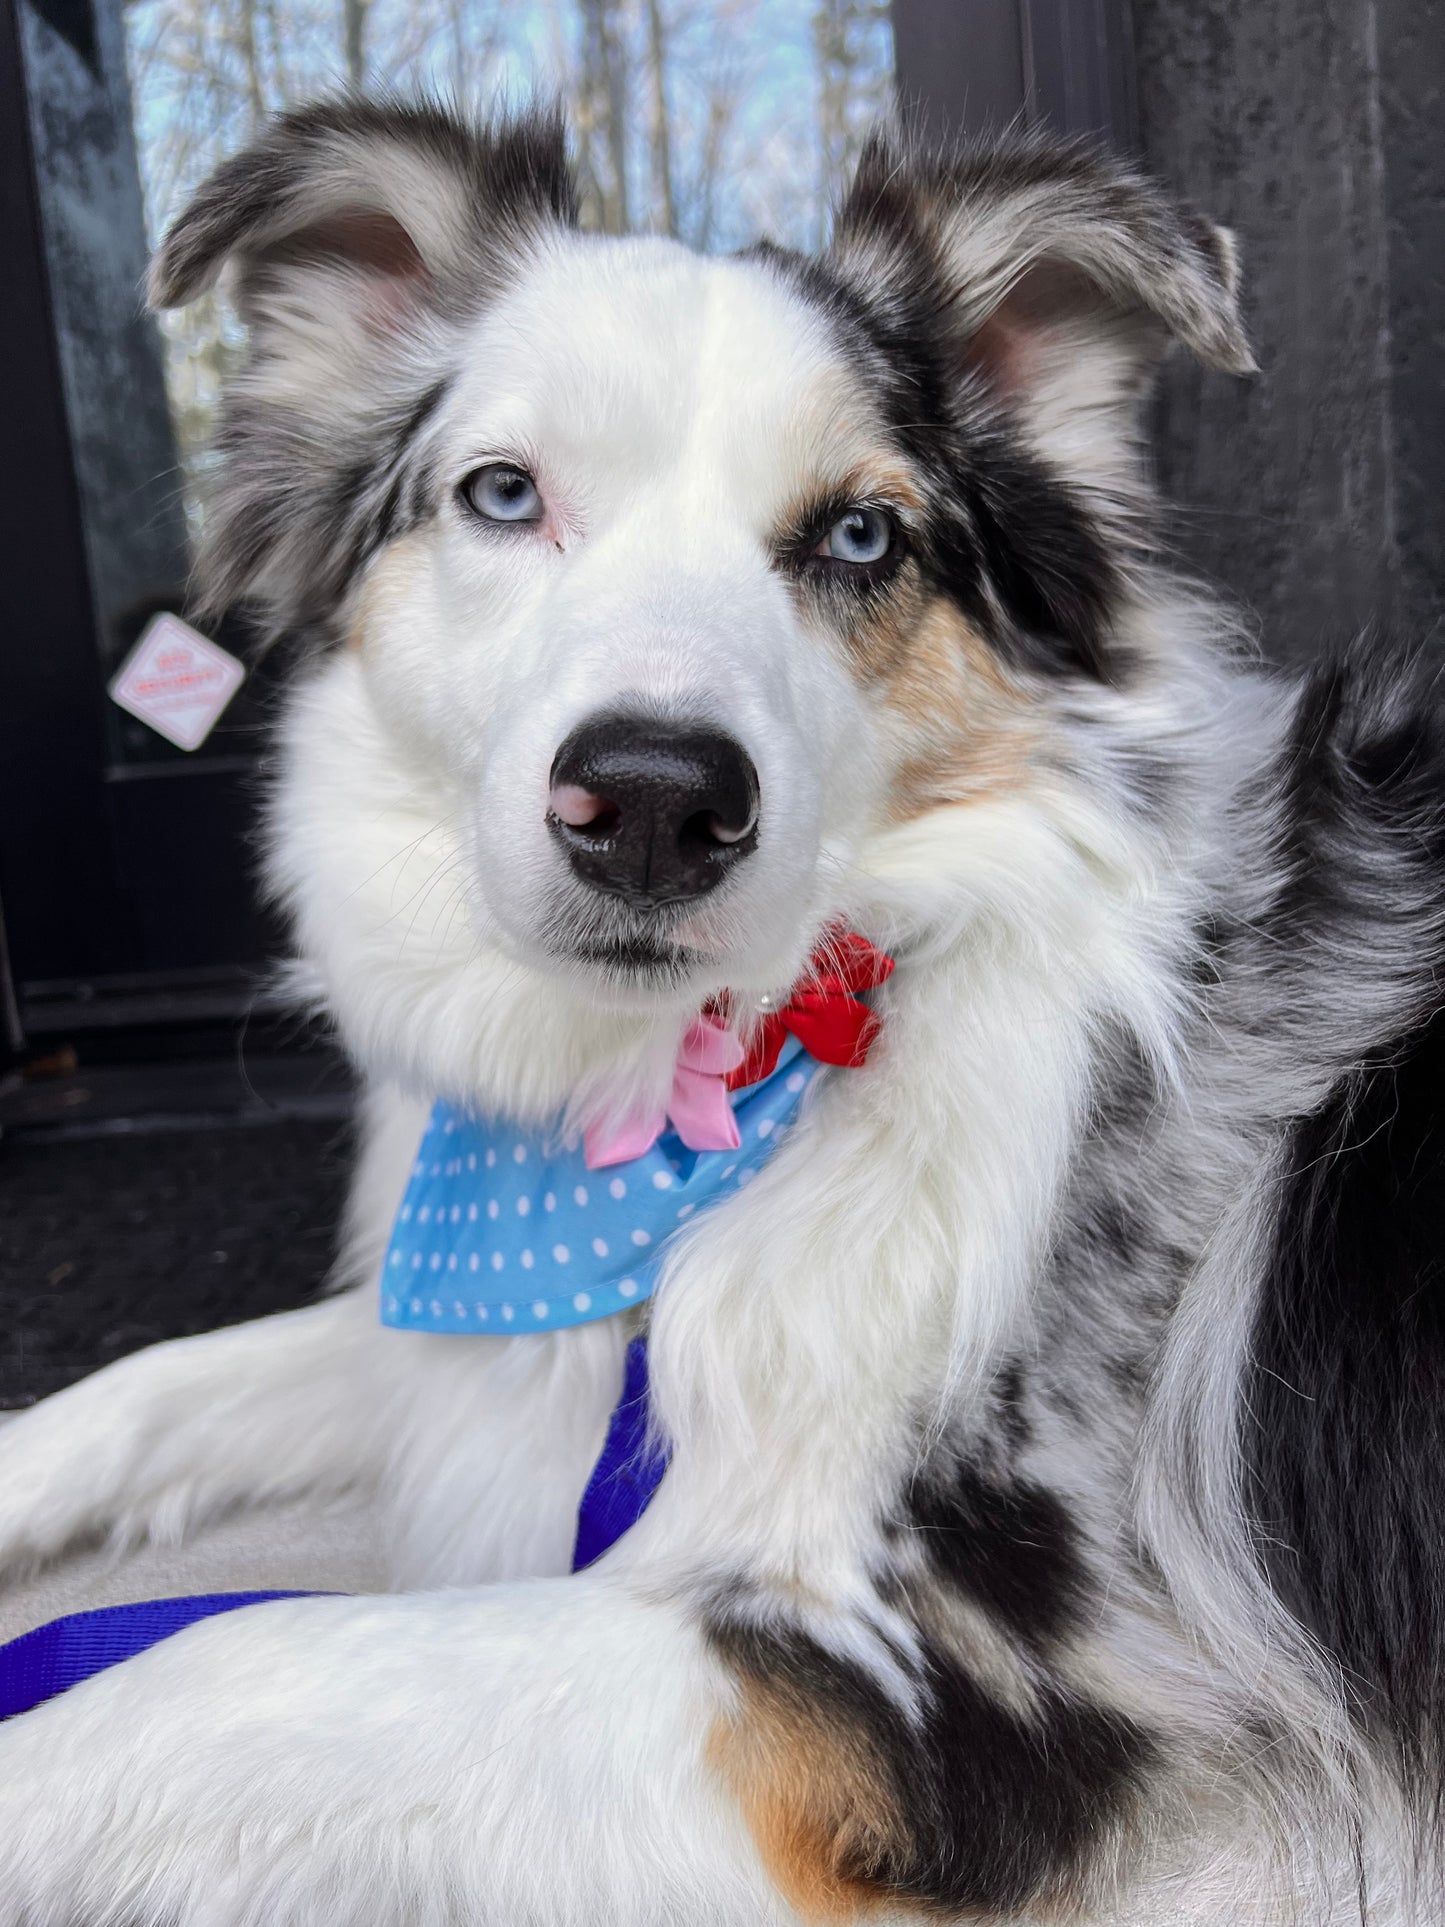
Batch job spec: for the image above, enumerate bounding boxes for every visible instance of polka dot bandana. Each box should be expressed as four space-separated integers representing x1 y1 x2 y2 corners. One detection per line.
381 1038 817 1334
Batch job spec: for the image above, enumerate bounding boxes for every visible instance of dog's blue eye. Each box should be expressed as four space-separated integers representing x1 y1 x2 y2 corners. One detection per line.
461 464 543 525
818 507 893 566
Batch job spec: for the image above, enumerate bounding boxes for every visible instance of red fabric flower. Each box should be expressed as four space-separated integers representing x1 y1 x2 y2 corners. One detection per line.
724 929 895 1091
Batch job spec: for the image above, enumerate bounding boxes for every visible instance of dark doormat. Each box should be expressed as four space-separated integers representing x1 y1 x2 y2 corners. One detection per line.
0 1113 355 1408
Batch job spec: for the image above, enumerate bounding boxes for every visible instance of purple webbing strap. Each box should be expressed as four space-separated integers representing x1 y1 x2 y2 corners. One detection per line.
0 1591 316 1722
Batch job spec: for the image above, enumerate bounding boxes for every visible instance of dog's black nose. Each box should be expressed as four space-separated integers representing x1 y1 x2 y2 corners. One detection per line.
548 715 759 909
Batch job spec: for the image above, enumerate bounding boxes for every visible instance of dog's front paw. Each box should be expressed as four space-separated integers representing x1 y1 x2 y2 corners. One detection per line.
0 1299 375 1582
0 1375 151 1577
0 1339 232 1579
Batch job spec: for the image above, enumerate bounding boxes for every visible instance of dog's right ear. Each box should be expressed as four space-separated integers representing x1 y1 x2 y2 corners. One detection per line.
829 129 1252 515
147 100 575 639
150 95 576 326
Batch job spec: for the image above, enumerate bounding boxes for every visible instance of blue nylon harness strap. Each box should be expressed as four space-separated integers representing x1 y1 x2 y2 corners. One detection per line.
0 1591 316 1723
0 1336 664 1724
572 1335 667 1570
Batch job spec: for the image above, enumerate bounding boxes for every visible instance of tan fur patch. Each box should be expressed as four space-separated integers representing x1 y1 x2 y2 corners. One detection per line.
711 1672 1108 1927
874 596 1038 820
708 1677 914 1923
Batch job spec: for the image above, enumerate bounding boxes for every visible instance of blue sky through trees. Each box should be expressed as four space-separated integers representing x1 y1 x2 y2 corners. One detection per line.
122 0 893 516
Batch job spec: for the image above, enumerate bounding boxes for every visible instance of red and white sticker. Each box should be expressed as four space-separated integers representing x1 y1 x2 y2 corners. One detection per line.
108 613 246 752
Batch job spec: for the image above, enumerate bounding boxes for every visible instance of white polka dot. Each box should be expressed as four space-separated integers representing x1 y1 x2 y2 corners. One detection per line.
467 1202 479 1222
412 1252 424 1269
573 1292 592 1312
418 1205 431 1223
618 1278 639 1299
786 1070 806 1093
573 1184 588 1207
475 1304 488 1319
485 1148 497 1168
429 1164 440 1177
409 1298 423 1315
487 1199 500 1220
412 1162 425 1179
452 1301 466 1318
443 1119 455 1135
521 1249 535 1269
592 1237 609 1257
429 1299 443 1317
721 1165 736 1179
385 1296 399 1317
676 1203 695 1220
491 1252 504 1271
469 1253 481 1272
429 1252 442 1270
447 1252 458 1269
512 1144 527 1164
400 1204 413 1222
389 1250 402 1266
544 1191 556 1212
652 1170 673 1189
737 1167 756 1187
531 1300 548 1319
467 1153 477 1172
501 1303 514 1321
552 1243 570 1264
630 1228 651 1246
609 1177 627 1199
449 1204 462 1223
756 1118 775 1139
516 1196 531 1217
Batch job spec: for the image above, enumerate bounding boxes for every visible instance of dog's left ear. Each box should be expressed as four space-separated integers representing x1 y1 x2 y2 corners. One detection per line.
830 130 1253 494
150 95 576 324
148 98 576 639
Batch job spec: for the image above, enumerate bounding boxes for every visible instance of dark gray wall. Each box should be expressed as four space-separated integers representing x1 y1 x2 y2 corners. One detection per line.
893 0 1443 665
1372 0 1444 652
891 0 1136 144
1131 0 1441 660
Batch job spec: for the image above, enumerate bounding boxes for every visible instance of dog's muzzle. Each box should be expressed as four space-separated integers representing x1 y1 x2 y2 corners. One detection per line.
547 713 759 910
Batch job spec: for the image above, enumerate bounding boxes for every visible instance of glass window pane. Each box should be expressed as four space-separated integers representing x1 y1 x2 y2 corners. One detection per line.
122 0 895 537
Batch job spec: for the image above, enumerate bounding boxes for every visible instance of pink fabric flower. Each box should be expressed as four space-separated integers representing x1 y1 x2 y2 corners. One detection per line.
585 1017 745 1169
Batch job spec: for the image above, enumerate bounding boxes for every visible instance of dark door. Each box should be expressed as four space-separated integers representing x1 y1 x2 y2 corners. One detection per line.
0 0 284 1051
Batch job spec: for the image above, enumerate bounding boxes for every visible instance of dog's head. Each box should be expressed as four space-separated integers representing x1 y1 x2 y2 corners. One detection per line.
152 99 1249 1111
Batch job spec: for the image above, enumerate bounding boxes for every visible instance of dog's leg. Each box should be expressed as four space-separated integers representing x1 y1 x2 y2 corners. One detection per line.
0 1284 627 1585
0 1289 395 1575
0 1576 794 1927
0 1087 423 1577
0 1085 629 1585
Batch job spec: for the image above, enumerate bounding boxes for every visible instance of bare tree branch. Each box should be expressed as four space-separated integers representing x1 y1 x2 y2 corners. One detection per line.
343 0 372 85
643 0 675 236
